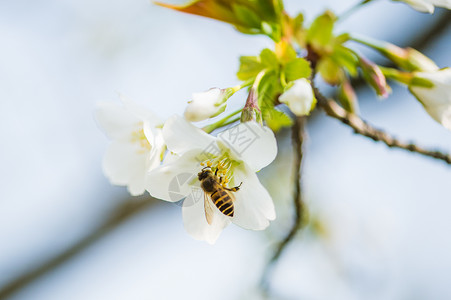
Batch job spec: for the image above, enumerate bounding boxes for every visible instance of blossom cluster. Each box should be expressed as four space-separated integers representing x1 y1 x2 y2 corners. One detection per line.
96 0 451 244
96 94 277 244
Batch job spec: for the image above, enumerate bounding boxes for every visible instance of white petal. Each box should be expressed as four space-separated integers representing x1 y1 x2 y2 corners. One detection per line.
184 88 224 122
230 163 276 230
119 93 162 127
192 88 222 103
163 115 216 154
143 123 165 170
162 152 180 165
95 102 141 140
102 141 148 196
399 0 435 13
217 121 277 172
430 0 451 9
409 68 451 130
182 194 230 244
424 105 451 130
146 149 203 202
279 78 315 116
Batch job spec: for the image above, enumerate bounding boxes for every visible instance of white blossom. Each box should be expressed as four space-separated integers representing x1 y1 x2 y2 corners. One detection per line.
279 78 316 116
395 0 451 13
146 115 277 244
409 68 451 130
95 95 165 195
184 88 227 122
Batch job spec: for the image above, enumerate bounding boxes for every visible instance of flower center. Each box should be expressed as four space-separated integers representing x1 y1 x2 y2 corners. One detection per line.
131 126 151 152
200 154 237 186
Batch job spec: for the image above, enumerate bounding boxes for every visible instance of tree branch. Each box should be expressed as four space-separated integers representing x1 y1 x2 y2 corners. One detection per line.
314 88 451 164
260 116 307 291
0 197 154 299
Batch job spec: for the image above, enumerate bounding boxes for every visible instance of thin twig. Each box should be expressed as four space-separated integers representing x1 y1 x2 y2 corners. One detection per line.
260 116 307 292
338 0 372 22
0 197 154 299
314 88 451 164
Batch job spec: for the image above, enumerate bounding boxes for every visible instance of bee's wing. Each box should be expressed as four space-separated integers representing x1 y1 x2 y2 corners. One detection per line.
204 192 214 225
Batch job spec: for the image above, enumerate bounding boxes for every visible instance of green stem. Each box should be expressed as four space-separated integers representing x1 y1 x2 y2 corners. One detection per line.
232 78 254 92
219 116 241 128
338 0 373 21
379 66 412 85
202 109 242 133
280 70 287 88
350 34 387 52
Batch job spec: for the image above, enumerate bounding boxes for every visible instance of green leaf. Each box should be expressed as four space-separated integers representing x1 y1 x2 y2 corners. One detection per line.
237 56 264 81
155 0 283 40
275 41 297 64
236 48 280 81
257 70 282 109
261 22 281 41
155 0 243 26
284 58 312 82
331 45 358 77
293 12 304 29
259 48 279 69
232 4 261 28
255 70 292 130
317 57 343 85
264 108 293 131
306 11 336 50
256 0 283 21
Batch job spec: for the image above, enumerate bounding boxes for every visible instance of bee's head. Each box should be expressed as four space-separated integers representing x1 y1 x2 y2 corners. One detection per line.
198 167 211 181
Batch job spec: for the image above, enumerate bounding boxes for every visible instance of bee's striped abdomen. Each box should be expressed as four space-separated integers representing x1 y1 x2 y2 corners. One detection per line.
211 189 234 217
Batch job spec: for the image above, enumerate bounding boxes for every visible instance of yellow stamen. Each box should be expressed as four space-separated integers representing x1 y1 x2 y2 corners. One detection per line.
131 126 151 152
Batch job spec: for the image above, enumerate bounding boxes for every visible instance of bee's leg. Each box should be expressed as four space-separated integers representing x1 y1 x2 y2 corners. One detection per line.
225 182 242 192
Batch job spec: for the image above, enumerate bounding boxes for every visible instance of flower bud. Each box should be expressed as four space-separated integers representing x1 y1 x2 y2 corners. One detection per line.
241 89 262 124
379 44 439 72
338 79 359 114
279 78 316 116
401 47 439 72
184 88 233 122
353 35 438 72
359 57 391 98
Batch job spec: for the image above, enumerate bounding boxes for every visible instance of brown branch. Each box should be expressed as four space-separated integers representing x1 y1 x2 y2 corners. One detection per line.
0 196 154 300
260 116 307 292
314 88 451 164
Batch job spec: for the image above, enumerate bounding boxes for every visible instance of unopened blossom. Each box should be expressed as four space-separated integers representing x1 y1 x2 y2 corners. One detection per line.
146 115 277 244
359 57 391 98
279 78 316 116
395 0 451 13
409 68 451 130
184 88 234 122
392 47 439 72
241 88 262 123
338 79 359 114
352 35 439 72
96 95 165 195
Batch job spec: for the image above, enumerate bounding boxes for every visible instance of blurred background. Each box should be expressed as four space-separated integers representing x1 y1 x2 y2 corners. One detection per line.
1 0 451 299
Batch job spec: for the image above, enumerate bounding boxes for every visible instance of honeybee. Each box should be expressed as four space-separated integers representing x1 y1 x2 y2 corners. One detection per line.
197 167 242 225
